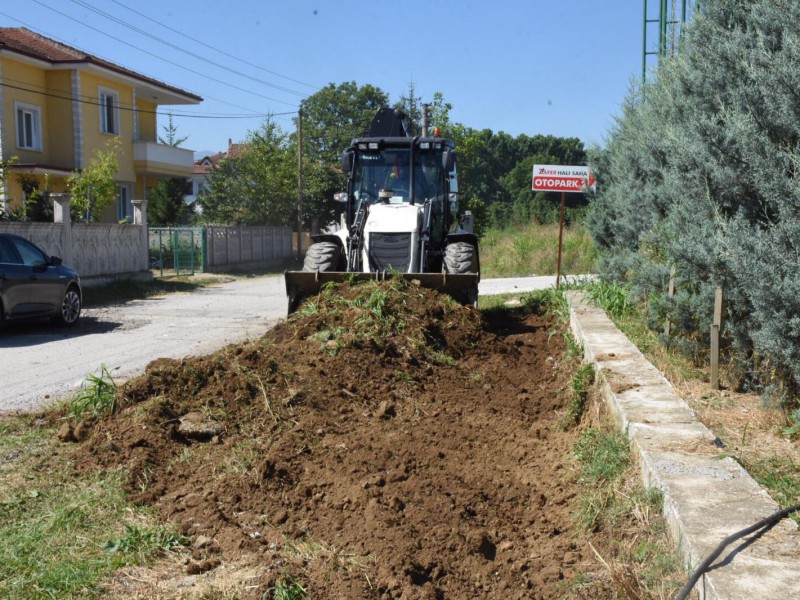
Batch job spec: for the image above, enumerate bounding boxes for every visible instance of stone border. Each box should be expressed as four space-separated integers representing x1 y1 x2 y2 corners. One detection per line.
566 291 799 599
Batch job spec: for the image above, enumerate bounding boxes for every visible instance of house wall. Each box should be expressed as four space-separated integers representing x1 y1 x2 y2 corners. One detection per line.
44 70 74 167
137 98 156 143
77 71 135 183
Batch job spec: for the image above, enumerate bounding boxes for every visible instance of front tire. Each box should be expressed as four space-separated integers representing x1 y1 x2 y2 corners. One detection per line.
56 285 81 326
443 241 478 275
302 241 343 272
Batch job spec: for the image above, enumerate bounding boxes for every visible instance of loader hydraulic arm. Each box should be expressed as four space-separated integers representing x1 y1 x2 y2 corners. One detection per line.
347 198 369 271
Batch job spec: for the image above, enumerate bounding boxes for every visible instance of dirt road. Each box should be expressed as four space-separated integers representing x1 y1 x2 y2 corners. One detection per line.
0 275 555 413
0 276 288 413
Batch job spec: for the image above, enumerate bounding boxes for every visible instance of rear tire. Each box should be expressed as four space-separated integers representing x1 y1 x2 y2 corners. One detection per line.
443 241 477 275
302 241 343 272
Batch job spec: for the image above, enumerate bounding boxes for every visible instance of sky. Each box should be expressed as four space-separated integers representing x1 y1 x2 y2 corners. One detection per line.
1 0 657 157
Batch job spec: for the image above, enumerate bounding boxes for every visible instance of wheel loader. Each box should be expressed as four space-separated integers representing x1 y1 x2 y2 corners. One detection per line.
285 108 479 314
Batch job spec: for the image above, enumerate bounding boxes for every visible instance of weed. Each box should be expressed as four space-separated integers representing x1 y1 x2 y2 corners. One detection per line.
562 363 595 428
65 365 117 423
739 456 800 524
266 575 307 600
574 428 630 487
583 279 632 319
104 523 187 558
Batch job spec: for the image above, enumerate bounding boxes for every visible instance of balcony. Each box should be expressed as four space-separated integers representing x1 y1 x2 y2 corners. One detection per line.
133 141 194 177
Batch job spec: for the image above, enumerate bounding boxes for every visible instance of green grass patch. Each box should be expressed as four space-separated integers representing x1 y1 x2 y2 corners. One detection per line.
568 424 684 598
64 365 116 423
739 456 800 525
480 221 597 279
562 363 595 428
0 415 186 599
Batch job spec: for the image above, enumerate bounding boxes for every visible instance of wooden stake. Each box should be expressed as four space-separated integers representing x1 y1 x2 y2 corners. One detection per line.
710 286 723 390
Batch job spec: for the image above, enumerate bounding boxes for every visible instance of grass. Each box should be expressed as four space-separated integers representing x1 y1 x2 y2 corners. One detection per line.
568 424 685 598
64 365 117 423
562 363 595 428
479 221 597 278
738 456 800 525
0 414 186 599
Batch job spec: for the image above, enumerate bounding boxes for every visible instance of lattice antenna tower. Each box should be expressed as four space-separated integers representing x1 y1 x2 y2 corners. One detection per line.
642 0 700 83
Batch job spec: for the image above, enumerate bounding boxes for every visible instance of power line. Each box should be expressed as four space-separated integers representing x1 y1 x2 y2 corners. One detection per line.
0 80 295 120
68 0 308 98
106 0 319 92
23 0 298 107
0 9 293 116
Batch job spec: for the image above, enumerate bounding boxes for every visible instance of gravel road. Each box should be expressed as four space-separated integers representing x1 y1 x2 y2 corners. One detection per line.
0 274 557 413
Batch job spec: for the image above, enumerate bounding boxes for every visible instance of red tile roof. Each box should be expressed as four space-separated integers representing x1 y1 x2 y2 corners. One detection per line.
0 27 202 102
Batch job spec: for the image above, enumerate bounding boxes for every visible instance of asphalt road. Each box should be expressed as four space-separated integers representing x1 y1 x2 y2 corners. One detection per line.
0 275 558 413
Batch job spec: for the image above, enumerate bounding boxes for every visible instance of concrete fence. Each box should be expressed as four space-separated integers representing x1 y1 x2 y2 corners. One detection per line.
0 194 150 284
204 225 293 270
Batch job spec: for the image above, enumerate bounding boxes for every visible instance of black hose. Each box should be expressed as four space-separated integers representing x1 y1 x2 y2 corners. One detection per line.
675 502 800 600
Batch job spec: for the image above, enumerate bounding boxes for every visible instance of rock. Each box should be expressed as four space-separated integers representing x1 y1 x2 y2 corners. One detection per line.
376 401 396 419
178 412 222 441
193 535 213 549
57 422 76 443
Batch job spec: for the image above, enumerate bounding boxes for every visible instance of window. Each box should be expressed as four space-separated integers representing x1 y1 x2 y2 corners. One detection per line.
99 87 120 135
10 236 47 267
116 184 132 222
15 102 42 151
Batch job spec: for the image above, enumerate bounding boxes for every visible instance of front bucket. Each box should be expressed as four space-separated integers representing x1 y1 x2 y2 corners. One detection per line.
284 270 479 314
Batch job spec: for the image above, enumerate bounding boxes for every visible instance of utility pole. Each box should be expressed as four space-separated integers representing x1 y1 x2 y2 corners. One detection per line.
297 108 304 259
422 103 430 137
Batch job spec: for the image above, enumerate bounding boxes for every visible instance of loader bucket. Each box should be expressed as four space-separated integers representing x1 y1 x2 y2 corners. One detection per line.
284 270 479 315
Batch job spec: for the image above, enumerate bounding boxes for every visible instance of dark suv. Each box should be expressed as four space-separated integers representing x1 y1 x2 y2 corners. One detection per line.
0 233 82 326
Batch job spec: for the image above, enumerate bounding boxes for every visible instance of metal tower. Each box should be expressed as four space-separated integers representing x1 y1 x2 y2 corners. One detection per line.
642 0 699 82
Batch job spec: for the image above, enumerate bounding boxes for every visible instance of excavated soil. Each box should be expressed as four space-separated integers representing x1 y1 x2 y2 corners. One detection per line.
74 280 595 599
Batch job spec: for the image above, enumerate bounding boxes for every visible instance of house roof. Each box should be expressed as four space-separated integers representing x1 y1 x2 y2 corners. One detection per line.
0 27 202 105
193 140 249 174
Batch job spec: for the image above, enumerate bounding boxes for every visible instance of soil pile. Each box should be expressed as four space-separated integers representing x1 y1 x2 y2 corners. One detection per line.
77 280 591 599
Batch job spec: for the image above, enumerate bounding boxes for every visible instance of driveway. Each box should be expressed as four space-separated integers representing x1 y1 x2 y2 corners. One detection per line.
0 275 557 413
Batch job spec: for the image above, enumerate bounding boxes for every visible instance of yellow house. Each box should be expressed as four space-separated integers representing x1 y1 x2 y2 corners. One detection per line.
0 27 202 222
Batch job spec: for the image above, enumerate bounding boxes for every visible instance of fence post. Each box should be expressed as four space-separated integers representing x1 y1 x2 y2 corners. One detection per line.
132 199 148 271
51 193 73 268
710 286 723 390
664 264 676 337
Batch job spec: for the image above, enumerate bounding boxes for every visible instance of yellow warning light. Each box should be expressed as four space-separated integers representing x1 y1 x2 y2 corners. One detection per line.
433 127 442 137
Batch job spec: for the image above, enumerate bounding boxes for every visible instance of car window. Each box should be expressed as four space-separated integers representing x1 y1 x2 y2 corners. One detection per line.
10 237 47 267
0 237 21 264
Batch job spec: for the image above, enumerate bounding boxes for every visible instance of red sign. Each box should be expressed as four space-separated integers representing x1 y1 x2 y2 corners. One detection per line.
532 164 596 193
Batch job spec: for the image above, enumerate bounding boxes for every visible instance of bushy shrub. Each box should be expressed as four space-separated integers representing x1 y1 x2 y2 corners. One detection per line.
587 0 800 397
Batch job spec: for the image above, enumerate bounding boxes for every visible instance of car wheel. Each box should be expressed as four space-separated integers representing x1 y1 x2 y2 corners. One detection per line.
56 285 81 326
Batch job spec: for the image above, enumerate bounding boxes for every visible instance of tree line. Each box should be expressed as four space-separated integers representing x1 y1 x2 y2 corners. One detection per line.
586 0 800 402
195 82 587 236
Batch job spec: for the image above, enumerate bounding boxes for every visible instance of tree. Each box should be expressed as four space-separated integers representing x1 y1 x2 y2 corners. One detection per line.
152 113 192 224
297 82 389 229
67 138 120 221
586 0 800 393
148 178 193 225
199 119 295 226
158 113 188 147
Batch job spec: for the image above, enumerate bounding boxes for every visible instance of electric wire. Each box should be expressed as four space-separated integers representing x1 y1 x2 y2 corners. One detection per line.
0 80 295 120
0 9 292 116
106 0 319 92
25 0 298 107
67 0 307 97
675 502 800 600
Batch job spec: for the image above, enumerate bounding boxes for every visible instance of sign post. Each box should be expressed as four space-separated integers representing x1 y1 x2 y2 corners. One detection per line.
532 164 596 288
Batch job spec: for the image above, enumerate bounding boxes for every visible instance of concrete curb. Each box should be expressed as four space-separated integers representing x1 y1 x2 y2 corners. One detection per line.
566 291 800 599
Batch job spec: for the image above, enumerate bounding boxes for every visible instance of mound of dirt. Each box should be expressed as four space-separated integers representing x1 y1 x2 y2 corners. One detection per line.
75 280 592 599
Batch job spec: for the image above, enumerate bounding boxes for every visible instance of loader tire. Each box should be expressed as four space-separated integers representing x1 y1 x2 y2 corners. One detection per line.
443 242 477 275
302 241 343 272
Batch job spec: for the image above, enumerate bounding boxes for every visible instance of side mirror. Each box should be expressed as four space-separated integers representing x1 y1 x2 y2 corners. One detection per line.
50 256 63 266
442 148 456 172
333 192 348 203
340 150 353 173
448 192 459 216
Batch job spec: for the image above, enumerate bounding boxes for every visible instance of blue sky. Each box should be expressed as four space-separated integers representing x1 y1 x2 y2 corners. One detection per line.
2 1 657 156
